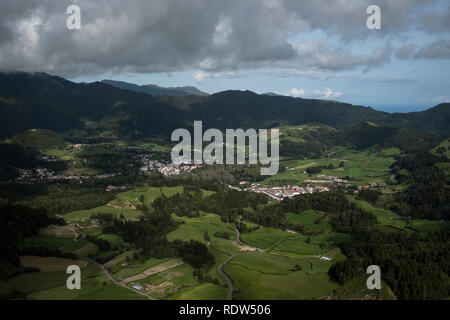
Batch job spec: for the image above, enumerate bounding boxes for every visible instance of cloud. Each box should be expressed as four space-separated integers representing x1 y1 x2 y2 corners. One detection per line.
396 43 416 60
313 88 343 98
287 88 306 97
193 71 238 82
282 0 440 41
415 39 450 60
292 39 393 71
293 70 341 81
280 87 343 99
364 77 417 85
0 0 447 77
419 5 450 34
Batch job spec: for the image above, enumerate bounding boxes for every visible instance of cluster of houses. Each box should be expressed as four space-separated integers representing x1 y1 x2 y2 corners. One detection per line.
230 183 330 201
105 185 128 192
37 155 60 162
71 143 91 150
138 155 201 176
16 168 119 182
304 174 349 185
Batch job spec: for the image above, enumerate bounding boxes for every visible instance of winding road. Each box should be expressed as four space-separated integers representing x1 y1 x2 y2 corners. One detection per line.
69 225 157 300
217 253 239 300
76 224 272 301
217 228 266 300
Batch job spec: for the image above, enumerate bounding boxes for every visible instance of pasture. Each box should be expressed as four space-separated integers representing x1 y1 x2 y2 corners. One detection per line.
264 146 397 186
64 205 143 223
240 228 293 250
114 186 184 206
224 262 338 300
347 196 407 229
167 212 238 256
286 210 331 232
168 283 227 300
21 235 73 249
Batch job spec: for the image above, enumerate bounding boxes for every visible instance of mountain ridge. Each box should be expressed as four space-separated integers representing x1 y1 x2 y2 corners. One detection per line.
101 79 209 96
0 72 448 139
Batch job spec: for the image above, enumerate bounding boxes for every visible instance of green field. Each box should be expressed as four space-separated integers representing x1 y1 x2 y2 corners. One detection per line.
326 274 397 300
27 272 145 300
98 234 126 250
240 228 294 250
104 250 138 269
81 227 103 237
167 212 238 256
347 196 407 229
114 186 184 206
347 196 448 235
61 239 91 253
64 206 143 223
272 236 323 256
265 146 397 186
168 282 228 300
68 241 99 257
408 219 447 234
224 262 338 300
113 257 171 280
21 235 73 249
286 210 332 232
138 263 198 299
0 262 132 300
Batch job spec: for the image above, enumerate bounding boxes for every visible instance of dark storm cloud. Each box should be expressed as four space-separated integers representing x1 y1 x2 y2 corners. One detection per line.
0 0 447 77
420 5 450 34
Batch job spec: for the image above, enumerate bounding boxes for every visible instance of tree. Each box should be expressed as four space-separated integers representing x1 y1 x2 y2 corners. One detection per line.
204 230 210 242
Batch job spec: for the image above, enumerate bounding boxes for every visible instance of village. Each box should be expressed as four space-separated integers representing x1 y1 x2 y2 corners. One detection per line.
138 154 201 176
15 168 119 183
229 182 330 201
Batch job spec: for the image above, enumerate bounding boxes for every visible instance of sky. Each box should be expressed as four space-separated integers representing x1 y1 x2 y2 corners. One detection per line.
0 0 449 112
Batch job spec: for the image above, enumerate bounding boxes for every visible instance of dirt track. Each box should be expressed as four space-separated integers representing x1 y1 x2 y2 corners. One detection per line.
121 259 184 284
83 256 158 300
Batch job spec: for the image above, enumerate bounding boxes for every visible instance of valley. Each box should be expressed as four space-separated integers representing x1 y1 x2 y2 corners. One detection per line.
0 73 448 301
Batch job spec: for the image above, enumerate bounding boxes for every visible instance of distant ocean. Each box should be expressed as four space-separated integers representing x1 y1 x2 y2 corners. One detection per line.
370 105 431 113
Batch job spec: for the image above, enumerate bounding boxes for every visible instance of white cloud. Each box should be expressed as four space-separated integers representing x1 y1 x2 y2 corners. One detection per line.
193 71 235 83
279 87 343 99
288 88 306 97
213 18 233 46
313 88 343 98
193 71 208 82
293 70 344 81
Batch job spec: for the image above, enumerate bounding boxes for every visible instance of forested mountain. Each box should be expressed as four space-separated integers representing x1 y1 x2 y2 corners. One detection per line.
101 80 209 97
382 103 450 134
0 72 188 138
0 72 449 139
